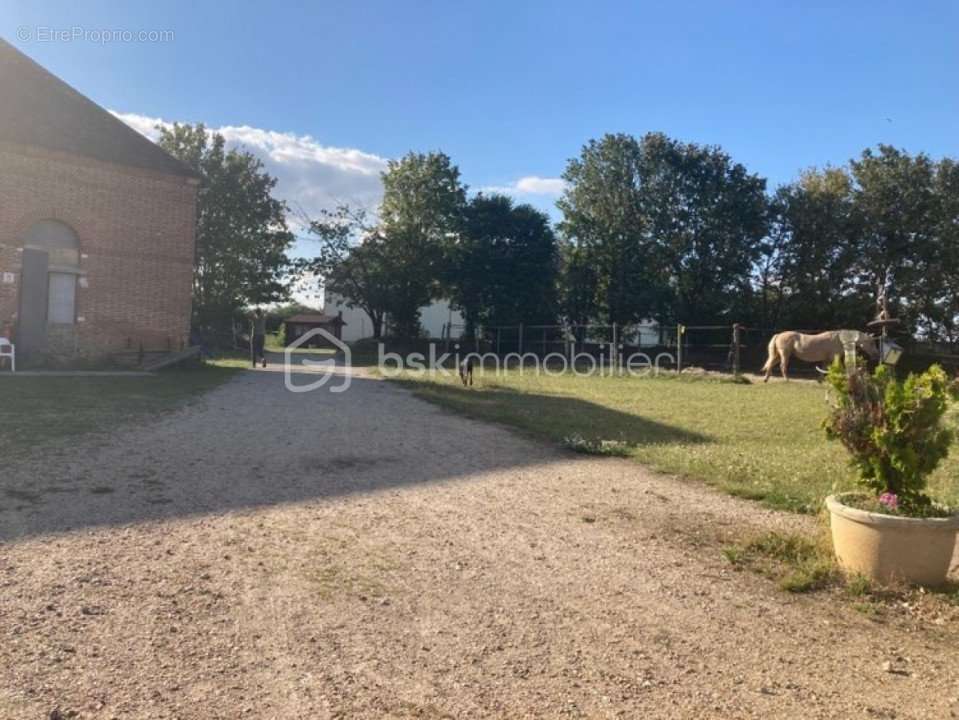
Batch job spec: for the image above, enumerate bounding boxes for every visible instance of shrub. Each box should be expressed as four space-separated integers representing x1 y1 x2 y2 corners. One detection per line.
562 433 632 457
269 326 286 348
823 360 956 514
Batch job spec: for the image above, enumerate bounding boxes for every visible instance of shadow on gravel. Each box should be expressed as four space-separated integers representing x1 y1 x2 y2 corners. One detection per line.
0 365 707 543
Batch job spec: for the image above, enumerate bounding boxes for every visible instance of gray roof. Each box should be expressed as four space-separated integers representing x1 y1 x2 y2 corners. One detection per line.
0 39 196 178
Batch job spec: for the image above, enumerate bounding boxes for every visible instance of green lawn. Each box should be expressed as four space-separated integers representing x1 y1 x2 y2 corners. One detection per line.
391 369 959 513
0 363 240 458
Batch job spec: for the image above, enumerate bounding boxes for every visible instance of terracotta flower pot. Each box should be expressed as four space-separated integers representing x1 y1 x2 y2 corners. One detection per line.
826 494 959 587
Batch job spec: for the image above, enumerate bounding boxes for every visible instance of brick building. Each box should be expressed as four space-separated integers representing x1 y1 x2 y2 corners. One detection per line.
0 40 197 364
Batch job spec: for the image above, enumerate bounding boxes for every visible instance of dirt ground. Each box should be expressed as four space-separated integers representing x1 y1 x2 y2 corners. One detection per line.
1 359 958 719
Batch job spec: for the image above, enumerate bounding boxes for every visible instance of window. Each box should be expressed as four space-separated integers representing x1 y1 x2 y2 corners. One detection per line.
47 272 76 324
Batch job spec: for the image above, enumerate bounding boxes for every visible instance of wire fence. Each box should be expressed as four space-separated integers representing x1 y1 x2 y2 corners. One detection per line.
439 321 959 377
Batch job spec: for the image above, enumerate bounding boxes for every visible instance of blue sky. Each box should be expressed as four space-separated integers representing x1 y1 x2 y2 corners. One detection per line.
3 0 957 227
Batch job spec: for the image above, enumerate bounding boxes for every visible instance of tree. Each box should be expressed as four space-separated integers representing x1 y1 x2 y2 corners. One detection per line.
762 168 863 330
758 146 959 342
448 194 558 335
849 146 938 333
920 158 959 343
558 240 600 328
638 133 768 324
379 151 467 337
490 202 559 327
558 133 656 326
157 123 294 335
559 132 767 326
304 206 392 339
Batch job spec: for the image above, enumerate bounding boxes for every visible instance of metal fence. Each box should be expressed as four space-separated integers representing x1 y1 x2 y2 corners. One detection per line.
438 321 959 378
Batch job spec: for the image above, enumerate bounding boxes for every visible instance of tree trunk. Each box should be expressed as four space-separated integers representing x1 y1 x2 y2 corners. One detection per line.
464 311 477 341
370 311 383 339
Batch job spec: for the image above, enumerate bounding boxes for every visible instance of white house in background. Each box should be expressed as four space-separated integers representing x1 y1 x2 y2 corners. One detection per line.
325 293 464 343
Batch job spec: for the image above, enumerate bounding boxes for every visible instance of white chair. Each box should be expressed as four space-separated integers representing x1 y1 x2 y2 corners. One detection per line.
0 337 14 372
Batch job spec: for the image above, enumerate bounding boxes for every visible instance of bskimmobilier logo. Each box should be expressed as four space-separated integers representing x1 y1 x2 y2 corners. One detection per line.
283 328 351 393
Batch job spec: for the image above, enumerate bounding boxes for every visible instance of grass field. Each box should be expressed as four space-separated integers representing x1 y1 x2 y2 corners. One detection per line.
0 363 240 457
391 369 959 513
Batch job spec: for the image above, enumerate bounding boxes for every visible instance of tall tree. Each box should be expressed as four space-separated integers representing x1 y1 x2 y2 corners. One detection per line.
760 146 959 341
849 145 938 330
448 194 558 335
919 158 959 343
638 133 768 324
763 168 863 329
559 132 767 326
379 151 467 337
558 240 600 328
305 206 392 338
558 133 656 326
157 123 294 335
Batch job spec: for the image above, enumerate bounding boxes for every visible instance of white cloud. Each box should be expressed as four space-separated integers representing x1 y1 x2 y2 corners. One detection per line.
111 111 388 231
113 110 166 141
481 175 566 198
515 176 567 195
113 110 565 244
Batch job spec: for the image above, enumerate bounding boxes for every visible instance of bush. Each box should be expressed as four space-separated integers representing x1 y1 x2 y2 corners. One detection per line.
562 433 632 457
823 360 956 514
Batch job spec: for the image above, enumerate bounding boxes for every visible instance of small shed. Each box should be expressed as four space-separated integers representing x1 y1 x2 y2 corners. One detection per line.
284 312 346 347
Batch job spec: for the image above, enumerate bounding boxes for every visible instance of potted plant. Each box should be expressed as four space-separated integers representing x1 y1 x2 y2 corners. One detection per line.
823 361 959 586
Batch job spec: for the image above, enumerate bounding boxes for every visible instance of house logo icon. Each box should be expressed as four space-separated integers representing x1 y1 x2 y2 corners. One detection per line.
283 328 351 393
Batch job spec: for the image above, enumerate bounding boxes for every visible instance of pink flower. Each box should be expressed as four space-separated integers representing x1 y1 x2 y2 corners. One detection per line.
879 492 899 511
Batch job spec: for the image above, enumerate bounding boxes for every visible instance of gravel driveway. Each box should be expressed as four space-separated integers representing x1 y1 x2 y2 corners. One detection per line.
1 360 957 719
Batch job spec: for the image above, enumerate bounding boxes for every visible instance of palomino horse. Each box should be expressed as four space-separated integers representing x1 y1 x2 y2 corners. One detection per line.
761 330 878 382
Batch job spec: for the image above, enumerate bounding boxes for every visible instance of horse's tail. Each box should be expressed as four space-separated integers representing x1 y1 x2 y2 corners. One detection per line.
760 334 779 373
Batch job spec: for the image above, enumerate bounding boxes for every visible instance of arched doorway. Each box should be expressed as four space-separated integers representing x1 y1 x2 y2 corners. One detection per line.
18 220 81 356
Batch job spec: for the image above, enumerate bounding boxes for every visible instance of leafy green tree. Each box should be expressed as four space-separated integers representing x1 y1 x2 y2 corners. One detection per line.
638 133 768 324
759 146 959 343
449 194 558 335
559 132 767 326
763 168 864 329
558 133 657 326
849 145 938 330
558 240 600 329
157 123 294 335
304 206 392 339
919 158 959 343
379 151 467 337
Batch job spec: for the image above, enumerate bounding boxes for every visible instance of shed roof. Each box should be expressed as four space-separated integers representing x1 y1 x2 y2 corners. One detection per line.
285 313 345 325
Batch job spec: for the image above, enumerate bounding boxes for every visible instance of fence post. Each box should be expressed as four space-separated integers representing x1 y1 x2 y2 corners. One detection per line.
518 323 524 356
496 328 501 356
676 324 684 373
732 323 742 378
612 322 618 375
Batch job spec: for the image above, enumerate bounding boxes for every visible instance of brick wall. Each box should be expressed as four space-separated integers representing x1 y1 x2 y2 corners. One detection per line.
0 143 196 361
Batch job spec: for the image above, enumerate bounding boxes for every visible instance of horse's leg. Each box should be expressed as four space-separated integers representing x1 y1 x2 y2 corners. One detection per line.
780 351 790 381
763 352 779 383
763 340 780 383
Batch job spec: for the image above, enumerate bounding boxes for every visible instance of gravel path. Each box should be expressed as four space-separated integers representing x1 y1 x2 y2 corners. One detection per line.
1 360 957 719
